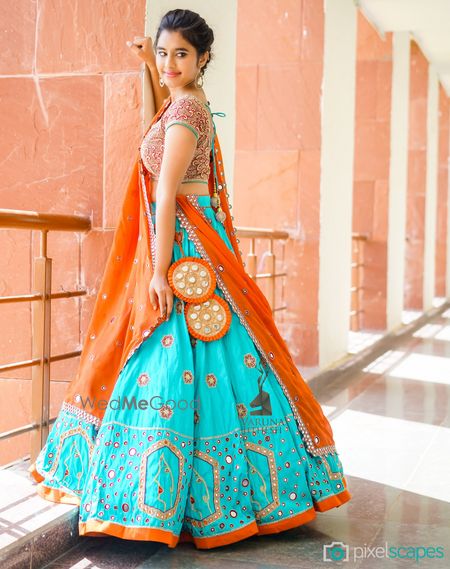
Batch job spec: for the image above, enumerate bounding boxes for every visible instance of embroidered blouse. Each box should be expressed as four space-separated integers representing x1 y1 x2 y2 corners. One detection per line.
140 94 213 184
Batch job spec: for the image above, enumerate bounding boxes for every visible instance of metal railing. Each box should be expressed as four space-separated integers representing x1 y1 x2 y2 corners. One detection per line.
0 210 367 459
0 210 289 463
235 227 289 314
0 209 91 463
350 232 369 331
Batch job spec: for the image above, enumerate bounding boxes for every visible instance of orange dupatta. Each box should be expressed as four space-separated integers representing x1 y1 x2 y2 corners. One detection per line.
60 96 337 458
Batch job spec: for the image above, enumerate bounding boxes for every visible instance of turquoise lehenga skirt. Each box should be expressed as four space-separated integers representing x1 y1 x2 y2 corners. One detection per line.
32 195 350 549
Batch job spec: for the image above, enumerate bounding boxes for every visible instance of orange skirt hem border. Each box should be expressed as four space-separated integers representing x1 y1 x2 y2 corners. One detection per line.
30 466 351 549
28 462 44 483
28 463 81 506
314 476 352 512
77 485 352 550
36 482 81 506
79 520 182 548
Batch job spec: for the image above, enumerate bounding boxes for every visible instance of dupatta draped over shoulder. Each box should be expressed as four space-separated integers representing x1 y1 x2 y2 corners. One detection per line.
64 96 337 458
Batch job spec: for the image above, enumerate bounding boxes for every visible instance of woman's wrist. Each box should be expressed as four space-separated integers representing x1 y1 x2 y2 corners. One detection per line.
153 268 168 278
145 59 157 71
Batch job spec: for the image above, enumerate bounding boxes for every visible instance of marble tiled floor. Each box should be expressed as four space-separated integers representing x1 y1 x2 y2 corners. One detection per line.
39 308 450 568
0 466 75 550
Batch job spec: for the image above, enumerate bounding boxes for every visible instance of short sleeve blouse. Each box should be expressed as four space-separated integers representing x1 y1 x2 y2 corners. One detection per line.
140 94 213 184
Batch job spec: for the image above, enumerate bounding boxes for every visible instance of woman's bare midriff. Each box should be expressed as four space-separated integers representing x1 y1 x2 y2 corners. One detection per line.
150 180 210 202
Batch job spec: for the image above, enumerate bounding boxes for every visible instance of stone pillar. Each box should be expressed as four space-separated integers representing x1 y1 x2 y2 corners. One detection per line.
404 41 428 310
386 32 410 330
352 13 393 331
235 0 325 368
435 86 449 298
423 65 439 309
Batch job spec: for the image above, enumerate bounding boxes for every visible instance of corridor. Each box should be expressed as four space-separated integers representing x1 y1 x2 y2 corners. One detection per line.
1 0 450 567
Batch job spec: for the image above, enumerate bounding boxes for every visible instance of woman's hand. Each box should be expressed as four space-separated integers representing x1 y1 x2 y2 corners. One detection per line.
148 272 173 320
126 36 156 67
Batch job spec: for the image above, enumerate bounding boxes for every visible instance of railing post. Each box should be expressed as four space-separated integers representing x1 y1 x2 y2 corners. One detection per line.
246 237 257 280
0 208 91 465
357 239 364 329
263 242 276 311
350 238 358 331
30 230 52 462
350 234 367 331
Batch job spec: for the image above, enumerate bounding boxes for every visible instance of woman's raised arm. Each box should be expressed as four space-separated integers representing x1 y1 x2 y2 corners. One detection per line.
145 60 170 111
126 36 170 112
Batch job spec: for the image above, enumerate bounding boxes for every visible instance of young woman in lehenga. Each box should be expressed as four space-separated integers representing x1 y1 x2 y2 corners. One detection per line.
28 9 352 549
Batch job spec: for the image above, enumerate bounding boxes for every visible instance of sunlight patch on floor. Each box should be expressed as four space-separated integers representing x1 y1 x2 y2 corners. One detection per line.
330 408 450 503
413 323 445 339
386 352 450 386
402 309 423 325
347 330 384 354
362 350 406 374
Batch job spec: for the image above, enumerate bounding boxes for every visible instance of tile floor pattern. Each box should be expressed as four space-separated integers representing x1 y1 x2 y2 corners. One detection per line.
15 309 450 567
0 466 76 550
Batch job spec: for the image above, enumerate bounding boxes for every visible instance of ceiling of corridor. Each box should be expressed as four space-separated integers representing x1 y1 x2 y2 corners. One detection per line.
357 0 450 95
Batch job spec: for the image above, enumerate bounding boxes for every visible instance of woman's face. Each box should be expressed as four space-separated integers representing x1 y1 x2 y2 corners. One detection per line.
155 29 207 88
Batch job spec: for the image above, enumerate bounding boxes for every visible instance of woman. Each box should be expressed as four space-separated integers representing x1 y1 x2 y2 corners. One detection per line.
28 9 351 550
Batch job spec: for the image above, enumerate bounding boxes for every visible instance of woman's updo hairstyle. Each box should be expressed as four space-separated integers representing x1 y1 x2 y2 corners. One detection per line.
154 9 214 77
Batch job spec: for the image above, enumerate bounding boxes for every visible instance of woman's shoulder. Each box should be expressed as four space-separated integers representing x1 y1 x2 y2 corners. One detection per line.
171 93 209 107
163 94 212 138
165 94 210 118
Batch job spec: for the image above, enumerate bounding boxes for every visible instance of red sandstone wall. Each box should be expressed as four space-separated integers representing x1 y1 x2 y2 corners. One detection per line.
352 12 393 331
404 41 428 310
0 0 146 465
435 86 450 297
235 0 324 366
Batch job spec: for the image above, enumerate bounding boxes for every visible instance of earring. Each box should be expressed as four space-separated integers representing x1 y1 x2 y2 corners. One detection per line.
194 70 204 89
159 76 164 87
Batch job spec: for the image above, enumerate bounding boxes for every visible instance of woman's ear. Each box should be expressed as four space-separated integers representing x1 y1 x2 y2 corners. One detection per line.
199 51 209 70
